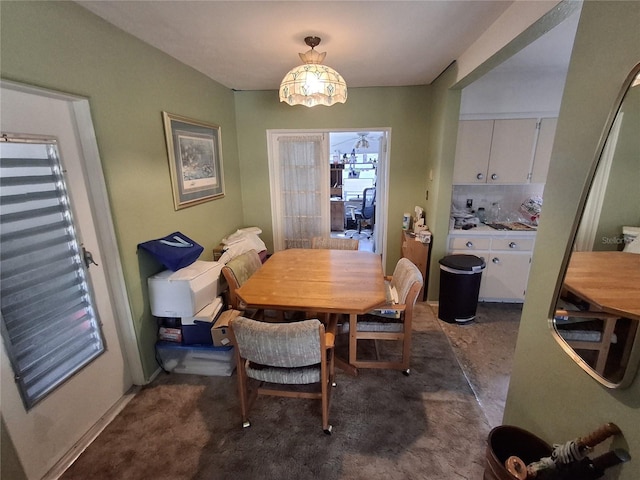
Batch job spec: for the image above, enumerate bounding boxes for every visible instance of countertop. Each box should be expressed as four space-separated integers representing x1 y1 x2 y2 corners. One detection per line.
449 224 537 237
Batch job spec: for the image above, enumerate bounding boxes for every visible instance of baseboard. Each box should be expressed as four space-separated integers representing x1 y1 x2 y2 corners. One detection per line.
42 385 141 480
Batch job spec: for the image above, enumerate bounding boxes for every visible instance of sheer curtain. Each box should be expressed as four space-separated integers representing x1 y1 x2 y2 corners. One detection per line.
273 134 327 250
574 112 623 251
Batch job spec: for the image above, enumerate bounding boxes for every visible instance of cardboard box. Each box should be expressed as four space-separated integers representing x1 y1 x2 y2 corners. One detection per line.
211 309 242 347
158 327 182 343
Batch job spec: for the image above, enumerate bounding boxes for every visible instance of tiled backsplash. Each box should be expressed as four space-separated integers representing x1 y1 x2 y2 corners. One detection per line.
452 184 545 222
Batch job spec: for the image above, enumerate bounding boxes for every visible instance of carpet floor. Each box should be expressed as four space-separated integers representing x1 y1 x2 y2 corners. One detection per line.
60 303 496 480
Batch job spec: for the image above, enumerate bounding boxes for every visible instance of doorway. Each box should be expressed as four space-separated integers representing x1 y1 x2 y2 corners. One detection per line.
267 128 389 261
0 80 143 479
328 131 387 253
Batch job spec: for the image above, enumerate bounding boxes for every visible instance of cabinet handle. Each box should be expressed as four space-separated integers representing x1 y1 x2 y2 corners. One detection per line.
466 241 474 248
492 257 500 264
491 173 498 180
509 242 517 249
476 173 484 180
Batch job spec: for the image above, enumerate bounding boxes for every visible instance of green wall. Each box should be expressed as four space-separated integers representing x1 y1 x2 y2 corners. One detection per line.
423 64 462 301
504 3 640 478
0 1 245 379
594 84 640 251
234 86 431 274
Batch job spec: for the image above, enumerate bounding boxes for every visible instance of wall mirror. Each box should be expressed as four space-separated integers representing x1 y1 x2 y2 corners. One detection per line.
551 63 640 388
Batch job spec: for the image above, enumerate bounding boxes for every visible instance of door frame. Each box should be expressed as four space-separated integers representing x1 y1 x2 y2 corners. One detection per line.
266 127 390 265
1 80 144 383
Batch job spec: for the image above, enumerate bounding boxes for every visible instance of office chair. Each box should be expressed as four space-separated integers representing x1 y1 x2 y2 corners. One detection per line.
346 187 375 239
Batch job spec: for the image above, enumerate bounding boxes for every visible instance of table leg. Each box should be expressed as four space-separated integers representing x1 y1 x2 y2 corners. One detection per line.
331 313 359 377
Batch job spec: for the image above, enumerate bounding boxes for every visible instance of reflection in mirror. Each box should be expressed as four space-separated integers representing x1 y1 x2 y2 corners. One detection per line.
552 64 640 388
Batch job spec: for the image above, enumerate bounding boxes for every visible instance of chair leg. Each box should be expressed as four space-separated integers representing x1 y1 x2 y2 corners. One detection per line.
321 344 334 435
402 327 411 374
235 358 251 428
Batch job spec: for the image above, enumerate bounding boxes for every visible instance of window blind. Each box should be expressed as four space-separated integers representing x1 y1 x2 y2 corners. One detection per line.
0 138 105 409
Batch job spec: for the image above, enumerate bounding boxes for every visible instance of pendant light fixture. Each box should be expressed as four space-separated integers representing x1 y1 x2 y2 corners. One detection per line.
279 36 347 107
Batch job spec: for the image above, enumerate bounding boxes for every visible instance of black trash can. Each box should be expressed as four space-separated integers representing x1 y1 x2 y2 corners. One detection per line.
438 254 485 324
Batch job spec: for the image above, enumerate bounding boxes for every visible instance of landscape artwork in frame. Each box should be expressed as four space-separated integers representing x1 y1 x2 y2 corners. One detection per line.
162 112 225 210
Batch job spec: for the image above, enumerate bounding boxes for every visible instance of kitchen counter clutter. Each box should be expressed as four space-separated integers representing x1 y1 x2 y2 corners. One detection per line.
449 224 537 235
448 227 536 302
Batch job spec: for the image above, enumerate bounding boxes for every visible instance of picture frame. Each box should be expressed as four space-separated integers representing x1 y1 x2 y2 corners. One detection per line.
162 112 225 210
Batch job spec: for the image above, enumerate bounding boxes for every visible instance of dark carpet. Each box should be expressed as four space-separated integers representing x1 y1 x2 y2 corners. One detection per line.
60 303 491 480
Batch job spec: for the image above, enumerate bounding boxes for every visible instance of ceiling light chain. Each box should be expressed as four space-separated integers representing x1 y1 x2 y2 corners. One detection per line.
279 36 347 107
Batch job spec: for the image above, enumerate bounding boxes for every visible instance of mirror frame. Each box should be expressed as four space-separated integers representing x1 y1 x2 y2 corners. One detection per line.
549 62 640 389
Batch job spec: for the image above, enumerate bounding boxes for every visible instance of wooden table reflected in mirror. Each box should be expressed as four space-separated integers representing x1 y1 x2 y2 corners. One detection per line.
554 251 640 382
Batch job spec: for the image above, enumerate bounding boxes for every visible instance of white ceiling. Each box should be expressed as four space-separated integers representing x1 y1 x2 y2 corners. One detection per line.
78 0 519 90
76 1 579 154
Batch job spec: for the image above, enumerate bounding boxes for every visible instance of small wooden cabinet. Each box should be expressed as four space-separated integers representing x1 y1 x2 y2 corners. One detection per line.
401 230 431 301
330 200 345 231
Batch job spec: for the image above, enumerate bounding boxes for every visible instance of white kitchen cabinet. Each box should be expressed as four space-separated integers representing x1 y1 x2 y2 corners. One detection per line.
452 120 493 184
448 233 535 302
530 117 557 183
453 118 539 184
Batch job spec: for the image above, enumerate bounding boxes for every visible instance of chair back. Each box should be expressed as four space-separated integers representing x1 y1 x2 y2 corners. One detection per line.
230 317 323 368
361 188 375 220
390 258 423 305
311 237 359 250
222 249 262 308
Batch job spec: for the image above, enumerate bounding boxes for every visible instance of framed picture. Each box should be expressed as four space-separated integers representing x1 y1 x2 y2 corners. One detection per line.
162 112 225 210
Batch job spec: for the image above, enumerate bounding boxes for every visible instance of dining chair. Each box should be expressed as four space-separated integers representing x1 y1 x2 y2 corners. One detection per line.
554 303 621 375
346 257 423 375
311 236 359 250
221 249 263 318
229 316 338 434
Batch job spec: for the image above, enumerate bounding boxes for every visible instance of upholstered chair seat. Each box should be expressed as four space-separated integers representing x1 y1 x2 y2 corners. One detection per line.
229 316 337 434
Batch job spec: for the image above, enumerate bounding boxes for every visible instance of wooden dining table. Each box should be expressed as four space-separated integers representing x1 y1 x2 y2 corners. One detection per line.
235 248 387 375
563 251 640 321
560 251 640 374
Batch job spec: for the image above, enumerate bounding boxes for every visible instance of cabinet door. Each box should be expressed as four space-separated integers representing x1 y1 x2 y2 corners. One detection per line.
453 120 493 184
530 118 557 183
480 252 531 302
487 119 537 183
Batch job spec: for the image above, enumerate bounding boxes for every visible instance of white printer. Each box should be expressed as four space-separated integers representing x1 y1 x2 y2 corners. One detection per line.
148 260 223 318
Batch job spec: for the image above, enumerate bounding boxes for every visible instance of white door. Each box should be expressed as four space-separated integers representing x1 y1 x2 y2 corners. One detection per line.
1 82 141 480
267 128 389 265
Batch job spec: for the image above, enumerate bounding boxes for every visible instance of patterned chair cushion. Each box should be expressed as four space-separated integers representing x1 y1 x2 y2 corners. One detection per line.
225 249 262 286
245 361 321 384
232 317 322 368
390 258 423 304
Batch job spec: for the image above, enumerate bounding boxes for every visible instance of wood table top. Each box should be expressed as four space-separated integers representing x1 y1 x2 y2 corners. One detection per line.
236 248 387 314
563 251 640 321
